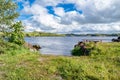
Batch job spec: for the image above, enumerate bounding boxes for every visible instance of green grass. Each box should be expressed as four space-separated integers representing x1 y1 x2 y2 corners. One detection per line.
0 41 120 80
0 32 4 37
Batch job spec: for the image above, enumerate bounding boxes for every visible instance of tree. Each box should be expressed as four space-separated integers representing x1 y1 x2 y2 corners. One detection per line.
0 0 18 32
8 21 25 45
0 0 25 45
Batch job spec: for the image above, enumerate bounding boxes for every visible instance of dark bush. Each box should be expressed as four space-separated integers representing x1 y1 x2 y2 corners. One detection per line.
71 46 84 56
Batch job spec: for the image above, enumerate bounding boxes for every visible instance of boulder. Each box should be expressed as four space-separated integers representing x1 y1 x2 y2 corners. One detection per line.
112 37 120 42
24 42 41 51
32 45 41 50
74 41 90 56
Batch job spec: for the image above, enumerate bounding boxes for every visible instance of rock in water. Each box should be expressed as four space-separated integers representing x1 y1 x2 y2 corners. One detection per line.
24 42 41 51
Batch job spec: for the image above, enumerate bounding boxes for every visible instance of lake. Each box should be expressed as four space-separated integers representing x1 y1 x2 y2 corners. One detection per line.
25 36 117 56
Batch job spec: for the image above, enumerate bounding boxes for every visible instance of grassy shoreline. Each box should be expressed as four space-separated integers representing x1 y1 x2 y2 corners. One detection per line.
0 41 120 80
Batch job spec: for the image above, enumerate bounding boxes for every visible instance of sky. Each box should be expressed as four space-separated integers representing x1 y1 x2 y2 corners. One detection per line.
15 0 120 34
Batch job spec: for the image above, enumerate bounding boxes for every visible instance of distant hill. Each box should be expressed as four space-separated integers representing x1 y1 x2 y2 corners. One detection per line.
24 31 65 37
65 33 120 37
1 31 120 37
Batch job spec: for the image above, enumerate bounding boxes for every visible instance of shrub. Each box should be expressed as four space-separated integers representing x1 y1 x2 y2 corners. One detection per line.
71 42 112 56
0 40 28 55
8 22 25 45
71 46 84 56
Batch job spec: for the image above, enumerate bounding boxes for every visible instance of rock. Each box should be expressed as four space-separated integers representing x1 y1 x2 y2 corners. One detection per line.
74 41 90 56
32 45 41 50
24 42 41 51
112 37 120 42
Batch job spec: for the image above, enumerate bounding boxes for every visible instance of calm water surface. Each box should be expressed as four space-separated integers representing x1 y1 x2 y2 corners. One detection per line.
25 36 117 56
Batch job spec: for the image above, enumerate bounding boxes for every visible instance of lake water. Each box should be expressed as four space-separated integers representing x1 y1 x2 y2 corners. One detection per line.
25 36 117 56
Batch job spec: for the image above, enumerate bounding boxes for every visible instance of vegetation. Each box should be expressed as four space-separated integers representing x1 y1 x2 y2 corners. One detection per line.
0 40 120 80
0 39 28 55
24 31 65 37
0 0 24 45
24 32 120 37
0 0 119 80
65 33 120 36
1 32 120 37
8 21 25 45
72 41 120 56
0 0 18 33
0 32 4 37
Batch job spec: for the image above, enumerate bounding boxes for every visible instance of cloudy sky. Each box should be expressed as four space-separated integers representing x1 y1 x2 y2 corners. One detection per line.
15 0 120 34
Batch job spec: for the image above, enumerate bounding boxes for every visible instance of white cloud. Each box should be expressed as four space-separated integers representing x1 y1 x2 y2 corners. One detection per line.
54 7 65 17
18 0 120 33
34 0 62 7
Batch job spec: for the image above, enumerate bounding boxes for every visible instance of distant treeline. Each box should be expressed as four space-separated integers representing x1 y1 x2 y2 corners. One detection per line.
1 31 120 37
65 33 120 36
24 31 120 37
24 31 65 37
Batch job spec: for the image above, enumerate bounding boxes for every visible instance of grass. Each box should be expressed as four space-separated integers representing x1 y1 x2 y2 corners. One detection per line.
0 41 120 80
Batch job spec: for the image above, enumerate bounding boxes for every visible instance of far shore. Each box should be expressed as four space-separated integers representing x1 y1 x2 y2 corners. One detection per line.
0 32 119 37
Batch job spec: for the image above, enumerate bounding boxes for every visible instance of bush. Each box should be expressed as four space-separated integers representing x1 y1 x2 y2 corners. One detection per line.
0 40 28 55
71 42 114 56
72 46 82 56
71 42 94 56
8 22 25 45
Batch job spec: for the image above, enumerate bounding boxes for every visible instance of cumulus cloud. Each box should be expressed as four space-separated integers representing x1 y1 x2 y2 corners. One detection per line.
54 7 65 17
16 0 120 33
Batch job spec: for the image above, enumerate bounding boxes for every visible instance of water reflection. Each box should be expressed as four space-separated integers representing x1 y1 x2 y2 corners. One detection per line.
25 36 117 56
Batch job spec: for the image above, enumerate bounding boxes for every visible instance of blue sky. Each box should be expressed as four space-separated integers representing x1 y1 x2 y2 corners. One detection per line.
15 0 120 34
